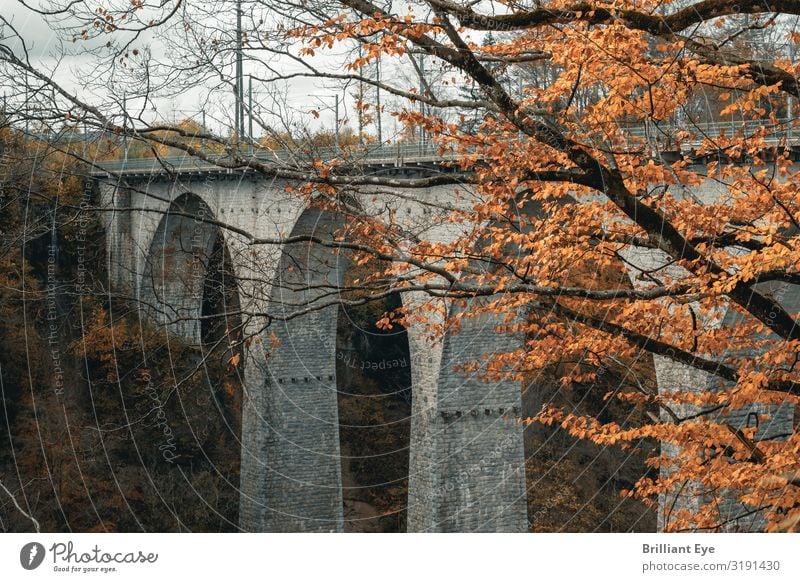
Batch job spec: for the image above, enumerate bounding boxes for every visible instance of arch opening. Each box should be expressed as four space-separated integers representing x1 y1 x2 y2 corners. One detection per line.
336 288 412 533
201 229 242 351
141 192 243 530
522 253 658 532
441 198 658 531
239 201 414 532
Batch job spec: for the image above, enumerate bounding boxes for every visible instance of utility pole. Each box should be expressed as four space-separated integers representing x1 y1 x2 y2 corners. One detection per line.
376 53 382 145
358 43 364 146
351 7 366 147
334 93 340 149
419 53 425 153
518 72 524 140
24 70 29 134
201 108 207 153
122 91 128 167
234 0 244 139
248 75 253 148
788 41 796 142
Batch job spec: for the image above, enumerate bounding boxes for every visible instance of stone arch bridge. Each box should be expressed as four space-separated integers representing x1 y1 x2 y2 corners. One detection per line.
93 152 796 533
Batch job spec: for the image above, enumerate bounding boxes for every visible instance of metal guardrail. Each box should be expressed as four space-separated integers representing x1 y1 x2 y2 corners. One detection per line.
622 118 795 140
90 118 798 176
90 141 448 176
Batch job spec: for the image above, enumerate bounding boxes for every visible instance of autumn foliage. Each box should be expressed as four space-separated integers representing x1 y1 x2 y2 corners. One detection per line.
4 0 800 532
284 1 800 532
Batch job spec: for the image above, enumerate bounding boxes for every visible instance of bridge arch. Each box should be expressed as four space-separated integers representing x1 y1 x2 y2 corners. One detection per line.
406 199 544 533
239 201 425 532
134 190 245 526
140 192 241 345
236 189 532 533
412 196 658 532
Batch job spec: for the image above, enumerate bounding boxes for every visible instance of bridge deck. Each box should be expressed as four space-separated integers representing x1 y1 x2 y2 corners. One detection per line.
88 118 799 178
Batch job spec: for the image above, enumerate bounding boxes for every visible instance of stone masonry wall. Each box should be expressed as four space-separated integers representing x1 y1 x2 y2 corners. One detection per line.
99 164 797 532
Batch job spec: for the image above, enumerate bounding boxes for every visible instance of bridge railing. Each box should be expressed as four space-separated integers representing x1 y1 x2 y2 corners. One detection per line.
89 118 797 175
621 118 795 141
89 140 449 175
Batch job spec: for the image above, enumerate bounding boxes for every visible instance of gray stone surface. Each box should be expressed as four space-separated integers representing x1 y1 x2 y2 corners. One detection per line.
240 207 347 532
97 165 797 532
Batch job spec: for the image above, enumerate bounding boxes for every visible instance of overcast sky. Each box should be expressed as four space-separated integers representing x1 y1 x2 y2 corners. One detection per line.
1 0 436 139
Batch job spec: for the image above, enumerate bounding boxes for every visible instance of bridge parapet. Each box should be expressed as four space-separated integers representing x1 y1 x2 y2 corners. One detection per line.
88 118 800 179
